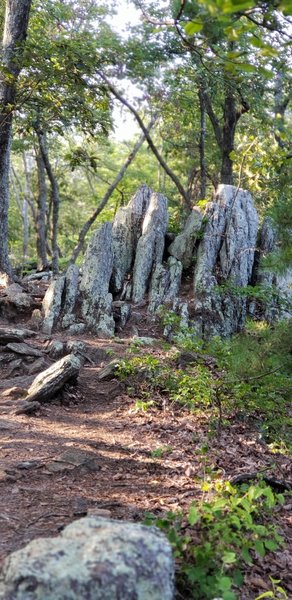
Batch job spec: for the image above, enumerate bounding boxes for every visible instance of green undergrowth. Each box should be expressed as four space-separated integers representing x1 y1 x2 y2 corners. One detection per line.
117 319 292 451
145 480 286 600
116 320 291 598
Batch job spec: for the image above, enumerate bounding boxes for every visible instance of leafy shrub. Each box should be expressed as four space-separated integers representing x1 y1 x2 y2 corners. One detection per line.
145 481 285 600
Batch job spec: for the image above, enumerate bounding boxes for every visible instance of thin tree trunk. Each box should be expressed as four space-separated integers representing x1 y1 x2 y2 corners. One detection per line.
35 149 49 270
274 70 290 149
69 118 156 265
10 166 29 264
221 89 237 185
198 88 207 199
0 0 32 278
35 128 60 274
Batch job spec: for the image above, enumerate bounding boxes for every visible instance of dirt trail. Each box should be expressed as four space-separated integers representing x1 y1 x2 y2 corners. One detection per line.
0 333 291 599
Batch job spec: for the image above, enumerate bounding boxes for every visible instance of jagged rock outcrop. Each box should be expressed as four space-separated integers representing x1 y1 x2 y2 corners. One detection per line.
0 516 174 600
40 184 290 339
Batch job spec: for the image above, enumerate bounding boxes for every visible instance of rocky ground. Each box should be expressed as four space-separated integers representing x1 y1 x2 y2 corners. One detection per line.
0 280 291 600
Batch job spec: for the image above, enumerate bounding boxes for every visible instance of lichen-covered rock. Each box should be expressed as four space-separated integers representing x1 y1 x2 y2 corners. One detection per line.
194 185 258 291
42 276 65 334
168 208 203 269
0 517 174 600
192 185 258 336
62 264 79 329
149 257 182 313
111 185 152 293
132 192 168 303
251 217 292 321
80 223 113 300
80 223 115 336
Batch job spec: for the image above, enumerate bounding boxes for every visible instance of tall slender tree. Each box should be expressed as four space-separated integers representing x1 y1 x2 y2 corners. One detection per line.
0 0 32 278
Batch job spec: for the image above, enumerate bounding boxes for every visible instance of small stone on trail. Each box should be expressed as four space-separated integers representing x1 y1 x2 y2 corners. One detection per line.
2 387 28 398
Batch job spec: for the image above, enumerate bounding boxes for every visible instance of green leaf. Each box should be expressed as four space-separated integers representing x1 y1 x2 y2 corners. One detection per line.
237 62 258 73
264 539 278 551
188 505 200 525
184 21 203 35
218 575 233 591
279 1 292 16
222 551 237 564
255 540 266 557
242 546 253 564
229 150 237 161
222 0 256 14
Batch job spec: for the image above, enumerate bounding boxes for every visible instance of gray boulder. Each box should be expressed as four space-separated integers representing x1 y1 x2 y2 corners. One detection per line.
42 276 66 335
0 517 174 600
194 185 258 291
132 192 168 303
25 354 81 403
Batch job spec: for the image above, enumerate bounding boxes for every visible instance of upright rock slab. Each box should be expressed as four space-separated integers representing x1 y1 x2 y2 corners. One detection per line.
132 191 168 303
80 222 115 337
168 208 203 269
42 276 65 335
149 257 183 313
62 264 80 329
111 185 152 293
0 516 174 600
192 185 259 336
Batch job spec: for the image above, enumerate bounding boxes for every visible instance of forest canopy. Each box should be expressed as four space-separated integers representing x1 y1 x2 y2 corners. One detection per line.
0 0 291 274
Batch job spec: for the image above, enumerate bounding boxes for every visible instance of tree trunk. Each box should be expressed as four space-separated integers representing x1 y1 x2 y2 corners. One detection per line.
198 88 207 199
220 90 237 185
274 70 289 149
0 0 32 278
35 149 49 270
36 128 60 274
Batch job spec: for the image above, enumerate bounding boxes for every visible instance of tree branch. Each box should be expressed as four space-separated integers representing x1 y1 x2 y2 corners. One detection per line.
200 88 223 148
69 116 156 265
96 71 190 209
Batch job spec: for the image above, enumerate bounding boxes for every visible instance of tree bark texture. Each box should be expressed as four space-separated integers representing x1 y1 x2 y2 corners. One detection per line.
0 0 32 277
35 149 49 270
36 128 60 274
198 88 207 199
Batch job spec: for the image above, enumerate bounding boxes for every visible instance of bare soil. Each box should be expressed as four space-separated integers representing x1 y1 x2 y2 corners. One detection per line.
0 301 291 599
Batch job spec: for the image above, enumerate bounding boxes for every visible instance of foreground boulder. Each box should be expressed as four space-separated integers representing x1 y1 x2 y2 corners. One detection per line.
25 354 81 403
0 517 174 600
